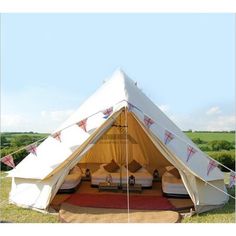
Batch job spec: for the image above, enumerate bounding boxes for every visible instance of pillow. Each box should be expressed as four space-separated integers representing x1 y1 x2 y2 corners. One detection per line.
127 160 142 173
103 159 120 173
168 167 181 179
69 165 82 175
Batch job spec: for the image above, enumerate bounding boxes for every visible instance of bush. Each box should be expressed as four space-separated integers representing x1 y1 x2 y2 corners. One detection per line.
209 140 234 151
10 135 40 148
198 144 211 151
208 151 235 171
191 138 207 145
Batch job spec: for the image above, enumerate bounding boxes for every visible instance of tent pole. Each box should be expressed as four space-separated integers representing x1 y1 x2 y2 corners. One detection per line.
125 107 130 223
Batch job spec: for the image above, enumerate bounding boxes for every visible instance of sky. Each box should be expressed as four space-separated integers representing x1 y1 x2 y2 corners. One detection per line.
1 13 235 133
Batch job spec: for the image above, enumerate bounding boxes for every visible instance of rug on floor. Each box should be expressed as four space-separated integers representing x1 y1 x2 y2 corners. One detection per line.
59 203 180 223
65 193 175 210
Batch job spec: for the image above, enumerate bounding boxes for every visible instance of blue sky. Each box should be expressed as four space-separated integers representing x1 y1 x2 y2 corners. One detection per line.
1 13 235 132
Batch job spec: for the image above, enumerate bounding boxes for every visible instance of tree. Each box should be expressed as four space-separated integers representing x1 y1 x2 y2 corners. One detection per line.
0 135 10 148
10 135 38 148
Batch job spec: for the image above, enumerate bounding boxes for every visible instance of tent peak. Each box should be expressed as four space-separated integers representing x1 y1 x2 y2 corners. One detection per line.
109 68 136 86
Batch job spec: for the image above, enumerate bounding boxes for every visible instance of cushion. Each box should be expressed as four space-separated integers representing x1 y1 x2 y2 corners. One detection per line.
127 160 142 173
69 165 82 175
168 167 181 179
103 159 120 173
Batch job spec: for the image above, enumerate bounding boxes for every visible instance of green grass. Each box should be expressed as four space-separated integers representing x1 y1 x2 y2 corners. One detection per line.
0 172 58 223
182 188 235 223
185 132 235 143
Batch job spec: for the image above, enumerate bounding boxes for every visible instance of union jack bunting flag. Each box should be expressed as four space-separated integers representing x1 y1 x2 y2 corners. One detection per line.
229 172 236 188
164 130 174 145
77 118 88 132
52 131 62 142
128 103 135 112
186 145 197 162
0 155 15 168
102 107 113 119
144 115 154 129
207 159 218 176
26 144 37 156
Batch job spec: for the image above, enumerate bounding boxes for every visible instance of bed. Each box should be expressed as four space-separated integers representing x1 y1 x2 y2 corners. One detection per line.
161 170 189 198
59 166 82 193
91 164 153 187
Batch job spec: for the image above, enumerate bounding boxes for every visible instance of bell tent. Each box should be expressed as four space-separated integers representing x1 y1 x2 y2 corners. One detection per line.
7 70 228 213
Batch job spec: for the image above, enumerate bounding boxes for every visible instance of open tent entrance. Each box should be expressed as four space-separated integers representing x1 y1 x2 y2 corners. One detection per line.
52 108 193 216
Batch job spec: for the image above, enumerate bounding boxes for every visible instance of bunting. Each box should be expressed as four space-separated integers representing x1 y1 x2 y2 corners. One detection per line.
207 159 218 176
164 130 174 145
26 144 37 156
229 172 236 188
52 131 62 142
102 107 113 119
144 115 154 129
0 155 15 168
186 145 197 162
77 118 88 132
128 103 135 112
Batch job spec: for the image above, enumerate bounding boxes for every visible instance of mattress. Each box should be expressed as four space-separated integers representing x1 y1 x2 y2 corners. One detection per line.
91 165 153 187
161 171 188 196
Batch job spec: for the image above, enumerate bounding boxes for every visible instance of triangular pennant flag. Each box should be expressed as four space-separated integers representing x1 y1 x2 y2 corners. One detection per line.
26 144 37 156
229 172 236 188
77 118 88 132
164 130 174 145
144 115 154 128
102 107 113 119
0 155 15 168
52 131 62 142
207 159 218 176
128 103 135 112
186 145 197 162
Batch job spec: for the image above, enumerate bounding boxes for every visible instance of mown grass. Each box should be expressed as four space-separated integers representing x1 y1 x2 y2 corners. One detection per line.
0 172 58 223
185 132 235 143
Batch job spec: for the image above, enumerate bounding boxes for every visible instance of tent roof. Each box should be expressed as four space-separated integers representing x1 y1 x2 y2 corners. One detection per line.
8 69 224 181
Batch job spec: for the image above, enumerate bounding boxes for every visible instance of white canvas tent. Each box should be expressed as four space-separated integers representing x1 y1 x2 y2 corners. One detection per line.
8 70 229 213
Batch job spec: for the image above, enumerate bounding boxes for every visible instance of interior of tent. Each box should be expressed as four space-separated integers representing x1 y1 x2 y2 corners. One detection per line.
51 109 194 211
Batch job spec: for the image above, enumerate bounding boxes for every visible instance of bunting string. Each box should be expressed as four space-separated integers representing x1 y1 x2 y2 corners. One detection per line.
1 99 235 177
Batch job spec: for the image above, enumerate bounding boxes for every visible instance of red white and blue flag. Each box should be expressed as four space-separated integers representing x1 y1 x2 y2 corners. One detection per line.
26 144 37 156
144 115 154 129
77 118 88 132
186 145 197 162
164 130 174 145
102 107 113 119
0 155 15 168
128 103 135 112
52 131 62 142
207 159 218 176
229 172 235 188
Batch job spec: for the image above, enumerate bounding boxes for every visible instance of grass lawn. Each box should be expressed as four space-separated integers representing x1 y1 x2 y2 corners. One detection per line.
185 132 235 143
0 171 235 223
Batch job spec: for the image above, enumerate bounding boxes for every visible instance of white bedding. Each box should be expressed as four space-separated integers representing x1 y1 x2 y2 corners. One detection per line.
60 166 82 190
91 165 153 187
161 171 188 195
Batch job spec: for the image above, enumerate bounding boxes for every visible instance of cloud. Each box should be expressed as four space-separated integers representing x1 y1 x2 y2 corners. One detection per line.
205 115 235 131
40 109 74 122
206 106 222 115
